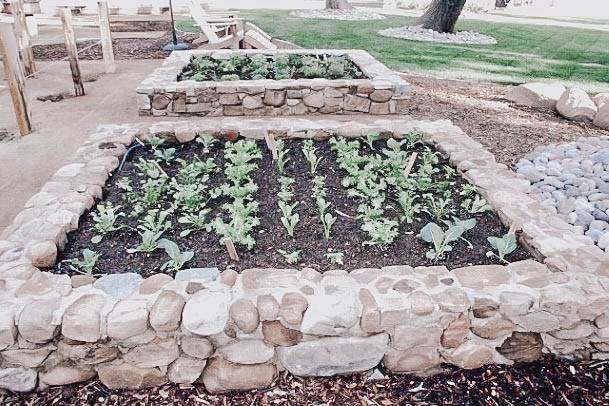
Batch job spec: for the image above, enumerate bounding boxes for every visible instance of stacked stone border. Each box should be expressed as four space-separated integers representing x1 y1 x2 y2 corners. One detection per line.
0 118 608 393
136 49 410 117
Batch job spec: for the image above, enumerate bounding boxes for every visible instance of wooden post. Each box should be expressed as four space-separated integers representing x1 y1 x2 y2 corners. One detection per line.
264 132 278 161
10 0 35 76
223 238 239 261
403 152 418 178
97 1 115 74
0 23 33 136
60 7 85 96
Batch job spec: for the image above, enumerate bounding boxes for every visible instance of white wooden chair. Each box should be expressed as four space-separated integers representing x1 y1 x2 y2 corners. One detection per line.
188 0 242 50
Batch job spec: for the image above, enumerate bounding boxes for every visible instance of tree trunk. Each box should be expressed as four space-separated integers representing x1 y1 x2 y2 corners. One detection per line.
325 0 355 10
414 0 467 34
495 0 508 7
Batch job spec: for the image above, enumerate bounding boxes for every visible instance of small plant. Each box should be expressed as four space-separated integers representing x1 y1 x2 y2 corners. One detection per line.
487 230 517 263
279 201 300 237
276 139 290 174
158 239 194 272
67 249 100 275
147 135 165 151
278 249 301 264
127 230 163 254
422 194 454 221
462 194 492 214
302 140 322 174
178 209 212 237
361 218 399 246
365 131 381 149
397 191 422 224
154 147 176 163
402 132 422 150
321 212 337 240
196 135 218 154
138 209 172 234
326 250 344 265
418 218 476 261
91 203 125 243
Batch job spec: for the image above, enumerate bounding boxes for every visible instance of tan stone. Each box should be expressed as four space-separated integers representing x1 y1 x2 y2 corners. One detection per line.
505 82 565 108
579 298 609 321
360 288 382 333
57 342 119 365
540 286 584 316
201 356 276 394
434 288 470 313
549 321 594 340
557 87 597 121
229 299 260 334
124 338 180 368
279 292 308 325
594 104 609 130
98 363 168 390
471 318 516 339
408 291 435 315
257 295 280 321
223 105 244 116
370 90 393 102
242 96 264 110
441 314 470 349
106 300 149 341
168 356 207 384
150 291 185 332
242 268 299 291
139 274 173 294
356 83 374 94
40 365 96 386
0 366 38 392
375 277 394 293
62 294 107 342
300 290 360 335
182 290 230 336
452 265 510 289
392 279 420 293
18 298 60 343
218 340 275 365
261 320 302 346
472 297 499 318
496 332 542 362
152 95 171 110
220 269 238 287
278 334 388 376
0 306 18 350
498 292 534 317
445 342 493 369
219 93 240 106
303 92 325 108
181 336 214 359
2 348 52 368
263 90 287 107
71 275 95 288
344 95 371 112
510 311 560 332
383 347 440 374
25 241 57 268
391 326 442 350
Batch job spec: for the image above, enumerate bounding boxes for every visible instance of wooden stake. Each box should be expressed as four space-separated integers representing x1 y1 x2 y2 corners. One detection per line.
403 152 418 178
60 7 85 96
264 132 278 161
10 0 35 76
0 23 33 136
97 1 115 74
223 238 239 261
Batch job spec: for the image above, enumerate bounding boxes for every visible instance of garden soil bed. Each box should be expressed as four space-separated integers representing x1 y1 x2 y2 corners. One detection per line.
51 138 530 277
2 355 608 404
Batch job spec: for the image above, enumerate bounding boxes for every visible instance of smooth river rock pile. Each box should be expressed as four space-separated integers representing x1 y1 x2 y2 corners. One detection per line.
379 26 497 45
517 136 609 252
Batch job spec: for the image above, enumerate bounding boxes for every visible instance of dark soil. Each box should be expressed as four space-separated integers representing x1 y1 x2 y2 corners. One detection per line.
2 355 608 405
52 138 530 277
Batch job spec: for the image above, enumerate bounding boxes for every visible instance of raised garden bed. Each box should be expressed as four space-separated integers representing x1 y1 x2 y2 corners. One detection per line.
1 118 608 394
136 49 410 117
54 134 530 277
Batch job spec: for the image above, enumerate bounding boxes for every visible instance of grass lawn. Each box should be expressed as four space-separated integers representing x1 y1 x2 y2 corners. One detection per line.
177 10 609 92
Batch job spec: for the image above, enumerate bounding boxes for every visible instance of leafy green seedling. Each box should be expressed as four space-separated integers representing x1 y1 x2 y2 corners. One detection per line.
326 250 344 265
279 201 300 237
462 195 492 214
91 203 125 243
127 230 163 254
147 135 165 151
195 135 218 154
178 209 212 237
365 131 381 149
153 147 176 163
276 140 290 174
487 232 517 263
67 249 100 275
302 140 322 174
321 212 337 240
418 219 476 261
158 239 194 271
278 249 301 264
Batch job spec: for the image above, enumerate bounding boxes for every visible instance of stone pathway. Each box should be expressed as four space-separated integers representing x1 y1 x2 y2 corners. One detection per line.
517 136 609 252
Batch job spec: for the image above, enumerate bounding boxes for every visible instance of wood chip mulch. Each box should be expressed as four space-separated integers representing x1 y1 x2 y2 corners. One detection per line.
1 355 608 405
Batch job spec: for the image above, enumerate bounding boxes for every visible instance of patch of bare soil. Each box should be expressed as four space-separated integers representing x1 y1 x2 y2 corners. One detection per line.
403 74 609 168
1 355 608 404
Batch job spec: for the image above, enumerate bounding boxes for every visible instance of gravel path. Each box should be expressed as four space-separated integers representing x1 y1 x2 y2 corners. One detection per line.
517 136 609 252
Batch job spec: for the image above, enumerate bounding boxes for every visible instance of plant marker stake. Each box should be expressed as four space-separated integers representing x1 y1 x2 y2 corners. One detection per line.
224 238 239 261
264 132 278 161
403 152 418 179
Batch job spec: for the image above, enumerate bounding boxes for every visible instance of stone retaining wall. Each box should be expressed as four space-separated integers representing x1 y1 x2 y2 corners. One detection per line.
0 118 608 393
136 50 410 117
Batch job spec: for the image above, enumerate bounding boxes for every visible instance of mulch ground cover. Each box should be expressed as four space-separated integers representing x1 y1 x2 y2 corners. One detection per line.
51 138 529 277
2 355 607 405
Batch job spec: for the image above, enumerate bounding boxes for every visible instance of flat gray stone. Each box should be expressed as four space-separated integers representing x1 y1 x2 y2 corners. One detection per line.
175 268 219 282
94 273 143 299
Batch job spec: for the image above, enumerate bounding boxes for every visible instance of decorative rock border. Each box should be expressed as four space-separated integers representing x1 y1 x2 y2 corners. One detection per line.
0 118 608 393
136 50 410 117
378 26 497 45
